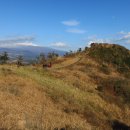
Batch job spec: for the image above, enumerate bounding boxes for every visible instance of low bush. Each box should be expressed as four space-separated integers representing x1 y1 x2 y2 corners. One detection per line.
88 43 130 69
97 77 130 104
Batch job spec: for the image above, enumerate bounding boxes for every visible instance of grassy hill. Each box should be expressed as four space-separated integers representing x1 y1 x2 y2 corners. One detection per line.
1 43 130 130
88 43 130 69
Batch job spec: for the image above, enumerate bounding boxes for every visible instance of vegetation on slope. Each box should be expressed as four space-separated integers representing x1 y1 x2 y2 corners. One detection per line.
88 43 130 69
1 43 130 130
0 66 90 130
52 43 130 129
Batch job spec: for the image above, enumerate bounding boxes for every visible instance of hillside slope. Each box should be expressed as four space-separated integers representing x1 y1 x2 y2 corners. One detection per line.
1 43 130 130
50 43 130 129
0 66 90 130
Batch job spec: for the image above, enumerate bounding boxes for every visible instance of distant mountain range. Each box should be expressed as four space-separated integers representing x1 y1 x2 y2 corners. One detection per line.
0 45 66 62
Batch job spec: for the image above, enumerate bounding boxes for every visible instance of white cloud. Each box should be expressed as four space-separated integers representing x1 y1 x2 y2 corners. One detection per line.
0 36 38 47
118 31 126 35
85 31 130 49
62 20 86 34
116 31 130 44
85 35 113 47
67 29 86 34
51 42 68 48
87 39 111 47
125 40 130 44
122 32 130 39
17 42 38 46
62 20 79 26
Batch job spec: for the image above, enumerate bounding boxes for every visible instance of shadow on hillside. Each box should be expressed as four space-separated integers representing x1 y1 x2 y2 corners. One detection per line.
111 120 130 130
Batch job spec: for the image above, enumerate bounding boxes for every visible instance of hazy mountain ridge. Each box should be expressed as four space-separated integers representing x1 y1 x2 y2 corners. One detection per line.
0 45 66 61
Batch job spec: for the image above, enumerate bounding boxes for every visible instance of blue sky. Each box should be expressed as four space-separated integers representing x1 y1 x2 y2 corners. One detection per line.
0 0 130 50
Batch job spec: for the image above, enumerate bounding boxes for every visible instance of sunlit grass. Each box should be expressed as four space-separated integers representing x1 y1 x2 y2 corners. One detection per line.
4 65 123 118
1 63 130 129
0 65 90 129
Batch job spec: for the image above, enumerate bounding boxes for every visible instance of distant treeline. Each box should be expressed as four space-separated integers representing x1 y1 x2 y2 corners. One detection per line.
0 51 60 66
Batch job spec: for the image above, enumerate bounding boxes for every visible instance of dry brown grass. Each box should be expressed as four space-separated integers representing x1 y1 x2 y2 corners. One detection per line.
0 67 91 130
50 55 130 129
0 53 130 130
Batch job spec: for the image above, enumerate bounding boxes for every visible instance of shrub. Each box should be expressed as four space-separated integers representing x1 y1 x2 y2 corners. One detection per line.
96 77 130 104
88 43 130 69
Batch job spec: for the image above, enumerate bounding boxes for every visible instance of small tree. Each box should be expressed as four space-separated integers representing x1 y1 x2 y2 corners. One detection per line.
39 53 46 64
85 46 88 51
47 52 58 62
47 52 53 60
64 52 69 57
52 52 59 58
17 55 23 67
0 52 9 64
77 48 82 53
69 50 73 54
64 50 74 57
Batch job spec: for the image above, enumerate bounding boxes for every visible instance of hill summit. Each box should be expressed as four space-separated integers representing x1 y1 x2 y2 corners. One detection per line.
88 43 130 69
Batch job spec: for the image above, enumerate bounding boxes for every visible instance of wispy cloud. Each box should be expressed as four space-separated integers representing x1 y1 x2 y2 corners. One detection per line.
86 31 130 48
116 31 130 44
16 42 38 46
118 30 126 35
50 42 68 48
0 36 38 47
87 39 111 47
62 20 86 34
67 29 86 34
62 20 79 26
85 35 113 47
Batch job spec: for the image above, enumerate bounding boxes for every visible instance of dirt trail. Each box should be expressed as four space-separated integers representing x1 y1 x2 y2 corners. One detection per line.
52 57 82 70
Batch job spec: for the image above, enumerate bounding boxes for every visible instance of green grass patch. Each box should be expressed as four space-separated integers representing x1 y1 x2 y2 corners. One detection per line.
0 66 106 117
